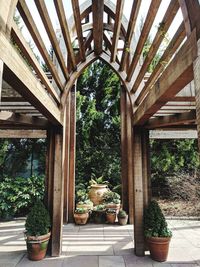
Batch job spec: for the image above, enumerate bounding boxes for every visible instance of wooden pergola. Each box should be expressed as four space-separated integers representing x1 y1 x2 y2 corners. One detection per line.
0 0 200 257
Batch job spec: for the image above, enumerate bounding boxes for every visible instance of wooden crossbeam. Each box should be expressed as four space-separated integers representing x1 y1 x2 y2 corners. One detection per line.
11 22 60 104
84 31 93 52
34 0 69 81
146 110 196 129
131 0 179 93
54 0 76 71
110 0 125 62
17 0 63 91
120 0 142 71
133 30 197 125
0 129 46 138
136 22 186 105
0 111 48 128
72 0 86 61
92 0 104 56
0 33 62 125
126 0 161 82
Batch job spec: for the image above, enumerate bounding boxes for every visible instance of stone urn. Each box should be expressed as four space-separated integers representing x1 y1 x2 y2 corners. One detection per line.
88 184 109 205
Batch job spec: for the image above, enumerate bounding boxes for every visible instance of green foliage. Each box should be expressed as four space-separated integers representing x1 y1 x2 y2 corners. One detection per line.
76 60 121 190
0 176 44 219
118 209 127 218
74 208 88 214
93 204 105 211
25 200 51 236
144 200 172 238
106 208 116 214
102 190 120 204
75 183 88 203
89 176 109 185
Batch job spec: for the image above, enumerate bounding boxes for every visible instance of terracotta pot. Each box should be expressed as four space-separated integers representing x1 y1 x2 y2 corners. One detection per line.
118 215 128 225
88 184 109 205
93 210 106 224
25 232 51 261
146 236 171 262
74 212 89 225
76 202 93 210
106 212 116 224
105 203 121 213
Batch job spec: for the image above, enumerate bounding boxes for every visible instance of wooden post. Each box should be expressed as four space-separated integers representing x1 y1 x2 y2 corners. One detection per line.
120 86 129 213
0 59 3 101
126 94 134 223
194 39 200 152
51 127 63 256
63 94 71 223
68 85 76 222
133 127 145 256
0 0 18 34
141 130 151 208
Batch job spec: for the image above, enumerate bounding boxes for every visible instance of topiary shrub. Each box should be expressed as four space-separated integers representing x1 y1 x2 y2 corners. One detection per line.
25 200 51 236
144 200 172 238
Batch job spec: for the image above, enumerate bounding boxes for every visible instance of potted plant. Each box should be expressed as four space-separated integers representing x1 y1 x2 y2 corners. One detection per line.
118 209 128 225
92 204 106 223
24 200 51 261
88 176 109 205
74 207 89 225
103 191 121 211
106 208 116 224
144 200 172 262
76 199 93 211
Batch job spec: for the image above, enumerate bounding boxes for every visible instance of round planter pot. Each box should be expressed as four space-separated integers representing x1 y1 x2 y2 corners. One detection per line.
105 203 120 213
88 184 108 205
146 236 171 262
106 212 116 224
76 203 93 211
93 210 106 224
118 215 128 225
74 212 89 225
25 232 51 261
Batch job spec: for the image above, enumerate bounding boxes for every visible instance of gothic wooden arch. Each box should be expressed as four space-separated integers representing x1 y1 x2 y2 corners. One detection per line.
0 0 200 258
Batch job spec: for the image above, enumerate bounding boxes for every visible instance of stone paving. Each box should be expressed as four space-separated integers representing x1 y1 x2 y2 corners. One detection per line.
0 219 200 266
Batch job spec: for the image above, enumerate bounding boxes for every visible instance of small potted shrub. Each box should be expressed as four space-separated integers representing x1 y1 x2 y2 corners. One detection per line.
74 207 89 225
144 200 172 262
24 200 51 261
118 209 128 225
76 199 93 211
92 204 106 223
103 191 121 211
106 208 116 224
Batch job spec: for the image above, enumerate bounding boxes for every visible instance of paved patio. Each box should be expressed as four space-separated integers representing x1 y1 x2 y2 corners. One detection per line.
0 219 200 267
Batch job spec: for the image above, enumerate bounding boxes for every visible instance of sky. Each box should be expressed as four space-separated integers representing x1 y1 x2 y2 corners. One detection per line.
19 0 183 62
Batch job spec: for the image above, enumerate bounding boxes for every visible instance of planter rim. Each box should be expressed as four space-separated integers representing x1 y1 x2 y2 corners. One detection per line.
25 232 51 242
146 236 171 242
90 184 108 188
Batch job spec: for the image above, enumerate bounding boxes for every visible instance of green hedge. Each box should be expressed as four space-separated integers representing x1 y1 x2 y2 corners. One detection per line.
0 175 45 219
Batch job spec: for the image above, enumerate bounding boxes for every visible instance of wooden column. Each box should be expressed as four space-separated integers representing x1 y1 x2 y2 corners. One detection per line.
51 128 63 256
126 94 134 223
133 127 145 256
63 94 71 223
141 130 151 208
0 0 18 34
0 59 3 101
194 39 200 152
120 86 129 213
68 85 76 222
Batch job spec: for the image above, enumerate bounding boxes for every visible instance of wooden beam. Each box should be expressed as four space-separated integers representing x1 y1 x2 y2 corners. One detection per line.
126 0 162 82
178 0 200 40
150 129 197 139
146 110 196 129
68 86 76 222
72 0 86 61
92 0 104 56
0 129 46 138
0 111 48 128
17 0 64 91
11 22 60 104
133 30 197 125
131 0 179 93
54 0 77 71
51 128 63 257
193 39 200 152
110 0 125 62
120 86 129 214
120 0 142 71
133 127 145 256
0 0 18 34
63 94 71 223
136 22 186 105
34 0 69 81
0 59 3 101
